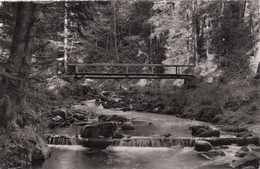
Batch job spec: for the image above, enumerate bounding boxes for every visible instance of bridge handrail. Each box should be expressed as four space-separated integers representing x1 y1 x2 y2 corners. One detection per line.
67 63 196 68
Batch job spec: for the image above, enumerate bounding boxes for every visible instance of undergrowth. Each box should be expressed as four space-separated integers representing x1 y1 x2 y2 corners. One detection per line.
128 77 259 125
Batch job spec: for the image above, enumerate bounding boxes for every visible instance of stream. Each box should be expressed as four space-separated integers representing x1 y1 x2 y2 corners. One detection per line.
32 100 242 169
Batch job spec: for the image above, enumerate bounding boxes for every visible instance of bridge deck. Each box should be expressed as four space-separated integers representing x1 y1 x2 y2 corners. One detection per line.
63 63 195 80
65 73 195 79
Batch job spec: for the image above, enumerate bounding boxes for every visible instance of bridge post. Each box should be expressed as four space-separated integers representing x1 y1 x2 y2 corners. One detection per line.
75 65 78 74
126 65 129 74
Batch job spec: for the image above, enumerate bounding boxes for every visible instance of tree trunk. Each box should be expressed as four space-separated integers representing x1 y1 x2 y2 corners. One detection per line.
192 0 198 65
257 62 260 74
64 2 68 74
220 2 225 16
149 24 152 62
1 2 36 128
105 34 109 56
113 0 119 61
241 0 247 18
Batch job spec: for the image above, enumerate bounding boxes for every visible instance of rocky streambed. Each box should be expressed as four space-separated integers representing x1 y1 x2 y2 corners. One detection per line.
37 99 260 169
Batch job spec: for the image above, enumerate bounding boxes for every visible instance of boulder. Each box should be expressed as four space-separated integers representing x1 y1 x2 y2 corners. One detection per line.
51 115 64 122
73 113 87 121
131 120 147 125
100 96 108 102
48 122 58 129
0 131 51 168
248 144 260 152
231 152 260 169
73 122 91 126
103 91 111 96
30 135 51 161
121 107 133 112
237 132 254 138
221 126 248 133
98 115 107 121
51 108 67 120
102 100 120 109
80 125 99 138
189 125 209 136
70 109 97 120
80 122 118 138
242 166 257 169
236 146 251 158
198 129 220 137
99 114 128 123
189 124 220 137
102 102 112 109
68 117 74 123
160 133 172 138
73 110 87 116
95 99 102 105
87 111 98 119
237 137 259 146
112 133 126 139
220 145 229 149
198 150 225 160
121 122 135 130
194 140 213 152
197 128 208 135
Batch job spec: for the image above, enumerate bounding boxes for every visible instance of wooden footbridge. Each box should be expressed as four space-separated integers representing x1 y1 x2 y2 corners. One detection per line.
62 63 196 82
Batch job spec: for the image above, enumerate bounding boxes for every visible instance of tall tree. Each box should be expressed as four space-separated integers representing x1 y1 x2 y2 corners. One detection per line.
0 2 37 128
113 0 119 60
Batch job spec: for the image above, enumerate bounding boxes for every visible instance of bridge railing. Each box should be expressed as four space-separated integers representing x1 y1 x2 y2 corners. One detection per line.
65 63 195 75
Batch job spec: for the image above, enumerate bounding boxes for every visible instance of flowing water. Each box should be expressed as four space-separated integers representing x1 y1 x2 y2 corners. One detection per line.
32 100 241 169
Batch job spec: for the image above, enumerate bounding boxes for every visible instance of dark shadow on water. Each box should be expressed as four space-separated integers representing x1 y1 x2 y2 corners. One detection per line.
31 159 45 169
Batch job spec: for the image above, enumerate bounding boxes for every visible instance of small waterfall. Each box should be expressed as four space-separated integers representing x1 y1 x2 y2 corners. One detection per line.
46 134 259 148
114 137 196 147
70 138 78 145
46 134 197 147
114 136 260 147
46 134 79 145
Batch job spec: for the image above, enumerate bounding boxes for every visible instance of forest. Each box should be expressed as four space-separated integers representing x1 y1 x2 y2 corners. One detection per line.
0 1 259 169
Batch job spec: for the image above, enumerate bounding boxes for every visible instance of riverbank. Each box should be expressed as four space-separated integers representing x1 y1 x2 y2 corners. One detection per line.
0 126 51 168
92 78 259 135
43 75 259 135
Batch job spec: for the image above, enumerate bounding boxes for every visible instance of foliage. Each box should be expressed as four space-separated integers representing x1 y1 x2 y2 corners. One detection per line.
195 1 259 79
126 76 259 125
149 1 194 65
64 1 168 73
0 3 16 60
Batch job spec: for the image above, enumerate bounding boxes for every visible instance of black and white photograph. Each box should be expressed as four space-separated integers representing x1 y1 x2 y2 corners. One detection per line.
0 0 259 168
